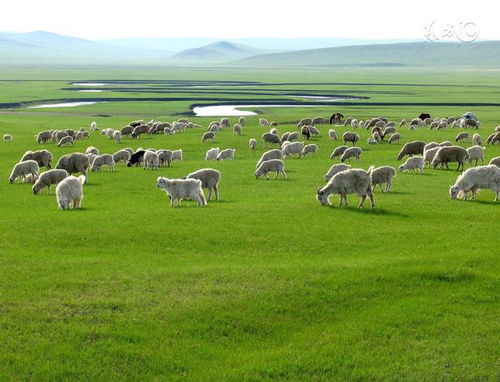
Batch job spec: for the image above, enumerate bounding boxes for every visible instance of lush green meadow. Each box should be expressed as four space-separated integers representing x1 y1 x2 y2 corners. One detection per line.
0 67 499 380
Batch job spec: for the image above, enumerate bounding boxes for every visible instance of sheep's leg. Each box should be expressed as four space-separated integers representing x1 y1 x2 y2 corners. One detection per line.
74 198 81 208
338 195 343 207
214 185 219 201
368 188 375 208
359 194 366 208
495 191 499 202
170 198 174 207
207 188 212 201
282 170 288 180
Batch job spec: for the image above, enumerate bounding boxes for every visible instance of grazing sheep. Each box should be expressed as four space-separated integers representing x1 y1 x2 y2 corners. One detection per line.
486 132 500 144
388 133 401 144
259 118 269 127
127 150 145 167
85 146 99 156
143 151 159 170
21 150 53 169
328 129 337 140
205 147 220 161
367 138 378 145
399 156 424 174
344 117 354 127
249 138 257 150
186 168 221 201
341 147 362 162
382 126 397 137
423 146 441 167
440 141 453 147
301 144 318 157
220 118 230 128
9 160 39 183
112 149 131 165
359 121 365 129
368 166 396 192
113 131 122 143
281 132 291 142
74 131 84 140
90 121 97 131
396 141 426 160
432 146 469 171
172 122 187 134
157 150 173 167
239 116 246 127
282 142 304 158
424 142 440 151
131 124 150 139
316 169 375 208
56 153 90 180
449 165 500 201
409 118 422 128
350 119 359 128
201 131 216 142
472 133 482 146
57 136 73 147
287 132 299 142
466 146 486 166
496 126 500 132
312 117 324 125
429 121 439 130
32 169 68 194
301 126 311 140
342 131 360 146
91 154 115 172
120 125 134 136
56 175 86 209
262 132 282 147
281 141 291 149
330 145 349 160
308 126 319 136
269 127 278 135
399 119 407 127
36 131 52 144
324 164 351 181
371 126 383 138
488 156 500 167
233 124 242 136
216 148 235 161
297 118 312 128
372 131 382 143
455 132 470 142
256 149 283 168
172 149 183 162
156 177 206 207
255 159 287 180
462 119 480 129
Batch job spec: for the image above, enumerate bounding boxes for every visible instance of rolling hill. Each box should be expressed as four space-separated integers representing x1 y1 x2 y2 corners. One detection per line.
170 41 268 62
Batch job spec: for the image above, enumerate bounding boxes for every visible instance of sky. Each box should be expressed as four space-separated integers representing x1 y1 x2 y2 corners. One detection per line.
1 0 497 41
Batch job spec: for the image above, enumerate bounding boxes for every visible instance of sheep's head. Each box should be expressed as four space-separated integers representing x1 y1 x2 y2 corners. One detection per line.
156 177 169 190
449 185 461 200
316 188 329 206
398 164 405 172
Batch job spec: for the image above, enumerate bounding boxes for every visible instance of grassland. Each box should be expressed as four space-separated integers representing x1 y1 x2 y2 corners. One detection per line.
0 67 499 381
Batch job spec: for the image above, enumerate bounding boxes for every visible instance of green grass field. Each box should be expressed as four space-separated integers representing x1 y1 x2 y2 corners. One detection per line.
0 67 499 380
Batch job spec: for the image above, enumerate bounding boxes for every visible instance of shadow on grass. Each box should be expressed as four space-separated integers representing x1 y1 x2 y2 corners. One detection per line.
325 205 410 218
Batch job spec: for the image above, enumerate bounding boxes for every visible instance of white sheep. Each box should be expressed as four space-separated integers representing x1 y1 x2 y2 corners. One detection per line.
466 146 485 166
239 116 246 127
90 121 97 131
157 150 173 167
255 159 287 180
316 169 375 208
455 132 470 143
282 142 304 158
388 133 401 144
113 131 122 143
328 129 337 141
216 148 235 161
372 131 382 143
3 134 13 142
172 149 183 162
259 118 269 127
330 145 349 160
57 136 73 147
249 138 257 150
301 144 318 157
186 168 221 201
341 147 362 162
56 175 86 209
32 169 68 194
91 154 115 172
9 160 39 183
423 146 441 167
256 149 282 168
156 177 206 207
112 149 131 165
143 150 160 170
233 124 242 136
324 164 351 181
472 133 482 146
449 165 500 201
85 146 99 155
202 131 216 142
205 147 220 161
368 166 396 192
399 156 424 174
367 138 378 145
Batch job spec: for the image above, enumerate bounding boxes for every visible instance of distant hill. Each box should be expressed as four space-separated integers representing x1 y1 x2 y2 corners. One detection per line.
171 41 267 61
231 41 500 68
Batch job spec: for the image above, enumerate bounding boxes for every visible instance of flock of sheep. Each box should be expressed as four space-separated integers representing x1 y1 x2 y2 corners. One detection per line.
5 112 500 209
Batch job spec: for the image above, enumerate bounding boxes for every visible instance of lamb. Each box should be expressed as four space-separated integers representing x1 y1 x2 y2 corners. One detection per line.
127 150 145 167
143 150 159 170
91 154 115 172
172 149 183 162
9 160 39 183
341 147 362 162
36 131 52 144
328 129 337 140
113 131 122 143
431 146 469 171
486 132 500 144
262 132 282 147
249 138 257 150
255 159 287 180
201 131 216 142
259 118 269 127
205 147 220 161
324 164 351 181
330 145 349 160
282 142 304 158
156 177 206 207
372 131 382 143
399 156 424 174
216 148 235 161
157 150 173 167
388 133 401 144
423 146 441 167
399 119 407 127
21 150 53 169
85 146 99 156
90 121 97 131
472 133 482 146
301 144 318 157
55 153 90 180
256 149 283 168
233 124 242 136
466 146 486 166
342 131 360 146
449 165 500 201
112 149 131 165
489 156 500 167
3 134 12 142
57 136 73 147
382 126 397 137
186 168 221 201
56 175 86 209
455 132 470 142
396 141 426 160
239 116 246 127
32 169 68 194
316 169 375 208
368 166 396 192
